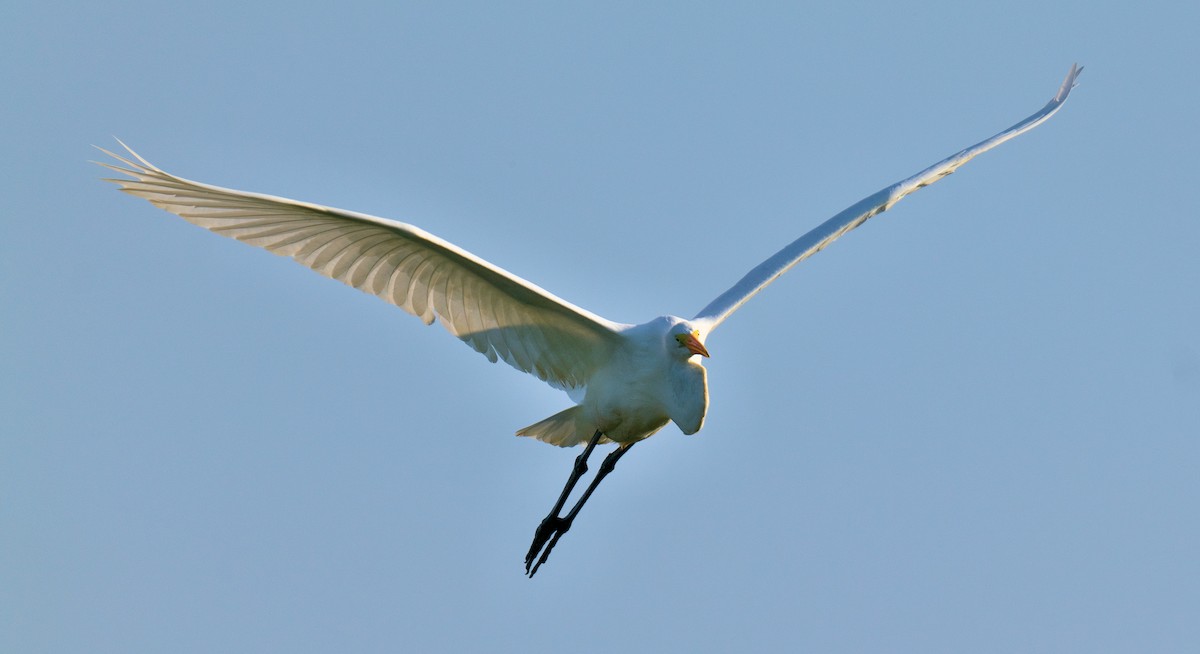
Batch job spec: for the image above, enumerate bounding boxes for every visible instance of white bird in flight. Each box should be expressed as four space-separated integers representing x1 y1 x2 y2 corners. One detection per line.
99 64 1081 576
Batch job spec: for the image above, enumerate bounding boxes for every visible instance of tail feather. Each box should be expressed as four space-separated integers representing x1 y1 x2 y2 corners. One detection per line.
517 406 606 447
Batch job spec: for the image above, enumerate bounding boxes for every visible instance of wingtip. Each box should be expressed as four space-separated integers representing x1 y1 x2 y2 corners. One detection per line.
1054 63 1084 103
91 137 164 178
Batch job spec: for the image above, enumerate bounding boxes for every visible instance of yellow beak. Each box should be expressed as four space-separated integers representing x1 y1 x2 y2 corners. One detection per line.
679 332 710 358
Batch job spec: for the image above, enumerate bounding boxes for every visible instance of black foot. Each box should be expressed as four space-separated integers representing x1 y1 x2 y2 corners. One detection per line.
525 515 572 577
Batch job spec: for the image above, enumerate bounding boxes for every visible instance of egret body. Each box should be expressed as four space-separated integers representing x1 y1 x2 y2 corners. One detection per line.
99 65 1082 576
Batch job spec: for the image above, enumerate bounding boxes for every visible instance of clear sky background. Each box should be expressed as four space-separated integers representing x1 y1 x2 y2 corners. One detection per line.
3 2 1198 652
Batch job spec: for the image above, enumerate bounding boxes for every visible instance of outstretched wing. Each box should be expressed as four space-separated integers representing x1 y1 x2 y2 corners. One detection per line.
692 64 1082 331
98 143 627 391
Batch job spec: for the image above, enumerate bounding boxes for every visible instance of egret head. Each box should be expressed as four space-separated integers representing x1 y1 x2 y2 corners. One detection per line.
673 326 710 359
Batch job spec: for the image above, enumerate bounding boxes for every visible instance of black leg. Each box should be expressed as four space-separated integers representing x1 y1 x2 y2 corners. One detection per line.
525 439 635 578
524 430 603 574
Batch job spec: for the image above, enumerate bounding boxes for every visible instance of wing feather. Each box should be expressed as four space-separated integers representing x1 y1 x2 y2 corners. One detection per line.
693 64 1083 330
98 143 627 391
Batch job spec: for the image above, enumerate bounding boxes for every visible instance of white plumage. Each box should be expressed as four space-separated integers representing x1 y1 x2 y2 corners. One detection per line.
99 65 1081 575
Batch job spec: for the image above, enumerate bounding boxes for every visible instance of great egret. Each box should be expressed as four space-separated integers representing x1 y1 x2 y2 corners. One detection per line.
99 64 1081 577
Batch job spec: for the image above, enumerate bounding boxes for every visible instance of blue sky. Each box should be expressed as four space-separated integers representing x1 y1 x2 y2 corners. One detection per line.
4 1 1198 652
